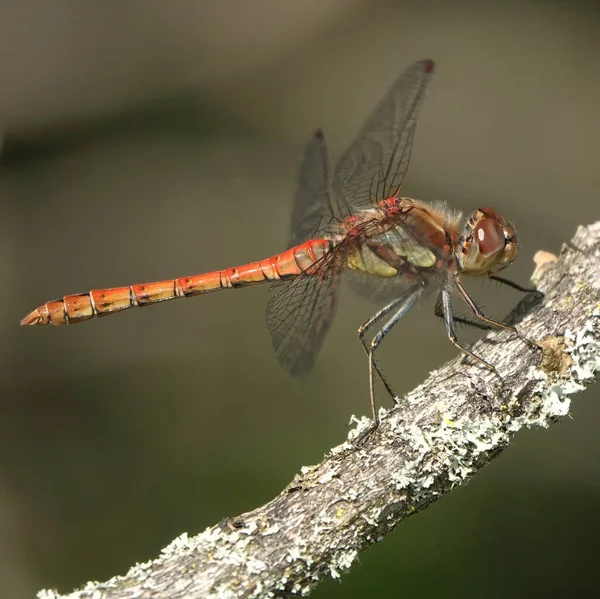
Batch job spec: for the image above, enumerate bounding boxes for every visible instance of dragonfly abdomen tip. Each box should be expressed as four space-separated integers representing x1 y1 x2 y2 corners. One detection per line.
20 308 44 326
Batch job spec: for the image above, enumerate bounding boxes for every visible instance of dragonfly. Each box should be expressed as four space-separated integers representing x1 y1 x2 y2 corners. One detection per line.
21 59 538 427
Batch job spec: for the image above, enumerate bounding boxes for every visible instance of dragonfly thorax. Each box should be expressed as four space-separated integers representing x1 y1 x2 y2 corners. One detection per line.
346 230 438 278
460 207 518 276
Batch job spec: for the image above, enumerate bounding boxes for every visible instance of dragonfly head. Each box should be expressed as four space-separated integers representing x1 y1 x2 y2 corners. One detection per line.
460 208 518 275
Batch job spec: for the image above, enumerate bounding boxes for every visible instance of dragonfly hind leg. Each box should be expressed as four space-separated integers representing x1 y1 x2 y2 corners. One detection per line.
358 285 424 426
358 301 403 403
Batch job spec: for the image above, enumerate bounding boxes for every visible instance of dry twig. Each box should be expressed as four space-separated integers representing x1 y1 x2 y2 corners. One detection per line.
39 222 600 599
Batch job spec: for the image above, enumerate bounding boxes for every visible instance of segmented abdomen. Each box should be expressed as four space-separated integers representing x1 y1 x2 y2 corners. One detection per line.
21 239 332 326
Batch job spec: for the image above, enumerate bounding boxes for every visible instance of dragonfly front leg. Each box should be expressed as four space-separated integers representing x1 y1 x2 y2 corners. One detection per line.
358 285 423 426
488 274 542 296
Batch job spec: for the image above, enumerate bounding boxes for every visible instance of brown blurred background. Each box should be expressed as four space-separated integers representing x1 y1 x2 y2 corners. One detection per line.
1 1 600 597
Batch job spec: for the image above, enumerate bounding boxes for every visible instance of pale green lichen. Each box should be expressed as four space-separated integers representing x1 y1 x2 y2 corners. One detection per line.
37 309 599 599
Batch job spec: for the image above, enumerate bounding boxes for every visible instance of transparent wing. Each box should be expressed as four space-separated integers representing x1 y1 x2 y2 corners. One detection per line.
335 59 435 212
267 251 342 378
346 269 421 306
290 129 346 246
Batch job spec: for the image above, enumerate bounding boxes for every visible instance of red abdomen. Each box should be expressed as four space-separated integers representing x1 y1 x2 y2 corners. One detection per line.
21 239 332 326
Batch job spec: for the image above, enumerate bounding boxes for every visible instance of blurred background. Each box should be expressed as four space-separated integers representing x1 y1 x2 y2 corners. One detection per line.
1 1 599 597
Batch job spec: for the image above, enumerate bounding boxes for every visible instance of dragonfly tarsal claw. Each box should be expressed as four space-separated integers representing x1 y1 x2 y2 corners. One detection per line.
487 365 503 383
512 327 542 354
523 335 542 353
352 422 379 447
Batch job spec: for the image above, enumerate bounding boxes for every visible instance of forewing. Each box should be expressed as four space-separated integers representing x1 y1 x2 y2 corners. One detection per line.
335 59 435 211
267 252 341 378
290 130 342 247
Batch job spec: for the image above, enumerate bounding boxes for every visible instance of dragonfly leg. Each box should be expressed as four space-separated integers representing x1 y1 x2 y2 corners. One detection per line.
358 299 405 405
454 276 540 351
489 274 543 298
434 292 491 331
440 287 503 380
362 286 423 425
434 275 543 331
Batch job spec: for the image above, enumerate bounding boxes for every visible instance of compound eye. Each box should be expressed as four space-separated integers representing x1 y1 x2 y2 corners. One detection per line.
475 218 505 257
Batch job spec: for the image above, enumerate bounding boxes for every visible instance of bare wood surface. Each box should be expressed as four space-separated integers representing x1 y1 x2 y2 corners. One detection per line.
38 222 600 599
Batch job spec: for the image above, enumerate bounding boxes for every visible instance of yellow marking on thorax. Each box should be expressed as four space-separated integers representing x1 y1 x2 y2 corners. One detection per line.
404 246 437 269
346 247 398 277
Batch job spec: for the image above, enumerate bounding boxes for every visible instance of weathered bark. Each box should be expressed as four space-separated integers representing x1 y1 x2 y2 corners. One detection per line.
38 222 600 599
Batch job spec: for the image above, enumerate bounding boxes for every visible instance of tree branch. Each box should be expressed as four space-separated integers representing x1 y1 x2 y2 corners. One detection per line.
39 222 600 599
